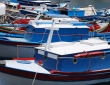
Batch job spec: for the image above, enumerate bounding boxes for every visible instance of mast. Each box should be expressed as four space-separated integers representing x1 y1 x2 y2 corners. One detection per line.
45 19 61 50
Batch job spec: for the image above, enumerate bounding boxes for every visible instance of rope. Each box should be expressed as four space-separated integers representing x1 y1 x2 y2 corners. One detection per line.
3 22 17 37
39 29 47 45
56 30 66 55
16 45 39 59
56 30 62 42
31 65 42 85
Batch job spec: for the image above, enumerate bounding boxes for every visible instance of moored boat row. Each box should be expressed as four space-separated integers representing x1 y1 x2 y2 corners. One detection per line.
0 1 110 85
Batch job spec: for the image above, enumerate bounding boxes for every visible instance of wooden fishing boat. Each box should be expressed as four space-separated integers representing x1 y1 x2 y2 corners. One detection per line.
0 18 88 59
0 19 110 85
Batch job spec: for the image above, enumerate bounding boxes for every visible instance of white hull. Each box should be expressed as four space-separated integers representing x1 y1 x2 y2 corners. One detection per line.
0 72 110 85
0 44 35 58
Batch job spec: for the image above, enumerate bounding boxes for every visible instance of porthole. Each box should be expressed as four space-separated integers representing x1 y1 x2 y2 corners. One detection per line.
73 58 78 64
44 55 47 60
101 54 105 60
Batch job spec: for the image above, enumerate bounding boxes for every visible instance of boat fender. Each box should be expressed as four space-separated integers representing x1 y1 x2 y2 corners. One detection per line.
0 60 5 66
38 60 43 66
73 58 78 64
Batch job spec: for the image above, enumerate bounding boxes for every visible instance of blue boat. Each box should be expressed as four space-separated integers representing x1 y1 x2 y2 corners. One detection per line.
0 18 89 59
0 13 79 38
18 3 68 17
45 5 105 21
0 19 110 85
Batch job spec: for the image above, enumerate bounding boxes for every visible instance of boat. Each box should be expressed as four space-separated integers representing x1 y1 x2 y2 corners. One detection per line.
88 17 110 43
0 13 80 37
0 18 88 59
1 19 110 85
19 4 48 17
0 14 36 33
88 21 110 33
18 2 67 17
46 5 104 21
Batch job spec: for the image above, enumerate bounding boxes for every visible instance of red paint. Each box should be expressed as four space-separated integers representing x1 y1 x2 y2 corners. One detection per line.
89 22 110 33
13 58 34 60
50 70 60 74
12 19 31 24
17 27 26 31
74 51 104 58
89 23 100 31
38 60 43 66
17 4 21 9
1 66 110 81
101 24 110 33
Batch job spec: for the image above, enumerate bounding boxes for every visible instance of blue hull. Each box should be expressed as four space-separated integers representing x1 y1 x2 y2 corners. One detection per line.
19 9 37 15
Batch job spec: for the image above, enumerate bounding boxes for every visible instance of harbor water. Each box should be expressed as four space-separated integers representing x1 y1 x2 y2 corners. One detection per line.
52 0 110 9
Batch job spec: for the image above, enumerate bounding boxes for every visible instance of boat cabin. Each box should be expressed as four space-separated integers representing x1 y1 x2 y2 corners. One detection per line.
24 21 89 43
35 37 110 72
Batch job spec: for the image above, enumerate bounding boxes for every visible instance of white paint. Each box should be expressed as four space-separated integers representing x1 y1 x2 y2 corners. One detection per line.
34 23 89 28
36 37 110 55
0 3 6 16
47 53 58 59
38 50 44 55
5 37 28 42
5 60 50 74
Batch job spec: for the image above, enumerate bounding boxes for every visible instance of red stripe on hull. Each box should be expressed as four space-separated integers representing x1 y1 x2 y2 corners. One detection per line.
0 66 110 81
13 58 34 60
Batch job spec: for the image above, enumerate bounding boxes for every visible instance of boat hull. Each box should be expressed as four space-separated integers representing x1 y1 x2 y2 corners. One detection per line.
0 65 110 85
0 71 110 85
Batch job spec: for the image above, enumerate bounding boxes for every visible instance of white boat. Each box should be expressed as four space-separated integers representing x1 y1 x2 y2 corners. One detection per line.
0 19 110 85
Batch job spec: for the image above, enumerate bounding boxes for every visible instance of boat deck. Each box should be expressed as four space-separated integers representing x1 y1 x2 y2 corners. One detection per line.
5 60 50 74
